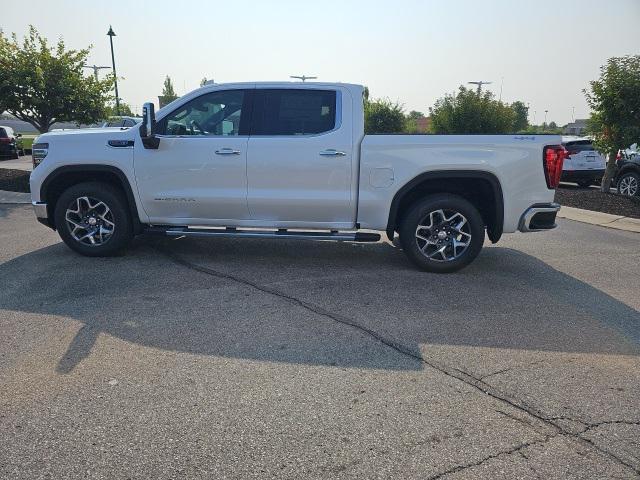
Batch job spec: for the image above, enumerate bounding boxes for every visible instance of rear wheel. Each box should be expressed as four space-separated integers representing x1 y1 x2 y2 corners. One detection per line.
54 182 133 256
399 194 485 273
618 172 639 197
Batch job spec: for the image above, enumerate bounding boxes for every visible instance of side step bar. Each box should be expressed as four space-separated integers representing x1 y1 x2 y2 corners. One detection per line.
144 226 381 243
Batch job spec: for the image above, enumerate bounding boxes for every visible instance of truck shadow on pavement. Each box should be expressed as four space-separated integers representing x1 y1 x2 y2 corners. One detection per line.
1 236 639 374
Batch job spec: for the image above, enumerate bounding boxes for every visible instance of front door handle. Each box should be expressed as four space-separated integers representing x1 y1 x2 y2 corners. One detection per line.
319 149 347 157
215 148 241 155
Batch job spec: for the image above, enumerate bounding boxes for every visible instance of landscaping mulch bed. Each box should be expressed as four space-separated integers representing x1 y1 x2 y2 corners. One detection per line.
0 168 30 193
556 184 640 219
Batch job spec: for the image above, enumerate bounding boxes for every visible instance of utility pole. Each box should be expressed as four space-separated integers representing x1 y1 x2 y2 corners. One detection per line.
290 75 317 82
499 77 504 102
83 64 110 81
468 80 492 94
572 106 575 122
107 26 120 116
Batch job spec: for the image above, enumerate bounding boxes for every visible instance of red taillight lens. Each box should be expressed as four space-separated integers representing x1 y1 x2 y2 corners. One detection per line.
616 151 621 161
543 145 567 189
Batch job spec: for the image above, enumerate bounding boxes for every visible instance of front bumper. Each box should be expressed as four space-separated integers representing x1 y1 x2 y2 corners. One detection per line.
518 203 561 232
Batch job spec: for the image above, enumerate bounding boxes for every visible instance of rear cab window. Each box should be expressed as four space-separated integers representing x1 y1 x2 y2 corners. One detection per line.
251 89 337 135
0 128 7 138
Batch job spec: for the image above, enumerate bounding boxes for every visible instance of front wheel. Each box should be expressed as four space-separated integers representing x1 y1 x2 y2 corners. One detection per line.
399 194 485 273
618 172 639 197
54 182 134 256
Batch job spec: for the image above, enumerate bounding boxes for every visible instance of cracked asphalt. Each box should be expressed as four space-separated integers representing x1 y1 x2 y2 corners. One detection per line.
1 204 639 479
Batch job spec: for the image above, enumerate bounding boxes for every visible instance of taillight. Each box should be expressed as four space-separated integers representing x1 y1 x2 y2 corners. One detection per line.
543 145 567 189
616 151 621 161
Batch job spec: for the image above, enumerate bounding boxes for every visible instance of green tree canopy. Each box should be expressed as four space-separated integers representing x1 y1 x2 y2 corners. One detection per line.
364 98 406 134
429 86 516 134
0 26 113 133
162 76 178 100
511 101 529 132
585 55 640 190
407 110 425 119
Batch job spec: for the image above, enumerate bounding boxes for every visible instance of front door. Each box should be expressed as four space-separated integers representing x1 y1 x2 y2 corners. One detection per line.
246 88 354 227
134 89 251 224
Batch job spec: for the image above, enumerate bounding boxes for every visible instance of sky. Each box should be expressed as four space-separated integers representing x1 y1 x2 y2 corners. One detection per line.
3 0 640 125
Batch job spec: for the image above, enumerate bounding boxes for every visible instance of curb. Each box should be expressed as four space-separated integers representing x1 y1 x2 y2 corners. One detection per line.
558 206 640 233
0 190 31 204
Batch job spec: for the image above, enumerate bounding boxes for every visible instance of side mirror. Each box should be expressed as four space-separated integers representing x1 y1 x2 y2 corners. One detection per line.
140 102 160 149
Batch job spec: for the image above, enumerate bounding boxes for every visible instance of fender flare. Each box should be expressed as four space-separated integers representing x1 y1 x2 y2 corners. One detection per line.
386 170 504 243
40 164 143 233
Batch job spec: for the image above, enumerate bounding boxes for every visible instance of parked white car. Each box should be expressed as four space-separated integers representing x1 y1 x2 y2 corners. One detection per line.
561 137 606 187
29 82 565 272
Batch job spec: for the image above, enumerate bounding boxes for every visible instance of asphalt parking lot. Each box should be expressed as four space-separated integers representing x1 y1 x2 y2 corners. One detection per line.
1 204 639 479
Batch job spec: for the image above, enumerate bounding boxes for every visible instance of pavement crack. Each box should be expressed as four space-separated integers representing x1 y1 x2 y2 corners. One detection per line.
425 436 553 480
157 248 640 477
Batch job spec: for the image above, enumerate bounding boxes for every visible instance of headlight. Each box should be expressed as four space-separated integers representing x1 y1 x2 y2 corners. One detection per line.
32 143 48 168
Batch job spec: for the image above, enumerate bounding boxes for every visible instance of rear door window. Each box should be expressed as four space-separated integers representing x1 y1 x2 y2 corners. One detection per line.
251 89 337 135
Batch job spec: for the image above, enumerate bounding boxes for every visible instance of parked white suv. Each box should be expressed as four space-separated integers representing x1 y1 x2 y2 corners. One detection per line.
29 82 565 272
561 137 606 188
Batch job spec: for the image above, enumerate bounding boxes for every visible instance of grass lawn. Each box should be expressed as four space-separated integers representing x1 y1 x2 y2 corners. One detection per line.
18 134 37 151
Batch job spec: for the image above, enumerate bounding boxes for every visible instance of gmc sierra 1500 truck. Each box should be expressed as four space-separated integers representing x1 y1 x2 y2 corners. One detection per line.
30 82 565 272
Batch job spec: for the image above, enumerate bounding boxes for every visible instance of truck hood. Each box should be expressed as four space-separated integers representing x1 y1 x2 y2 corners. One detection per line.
35 127 137 144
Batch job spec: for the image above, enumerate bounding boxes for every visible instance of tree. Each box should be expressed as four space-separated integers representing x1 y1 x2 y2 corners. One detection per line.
429 86 516 134
548 121 557 129
162 76 178 101
511 101 529 131
585 55 640 191
104 102 134 118
0 26 112 132
408 110 425 119
364 98 406 134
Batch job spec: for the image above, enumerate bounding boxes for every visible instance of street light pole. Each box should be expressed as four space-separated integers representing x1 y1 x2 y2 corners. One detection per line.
83 64 110 81
107 26 120 116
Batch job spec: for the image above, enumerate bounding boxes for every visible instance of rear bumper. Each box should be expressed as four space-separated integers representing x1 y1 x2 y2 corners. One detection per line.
32 201 52 227
518 203 561 232
561 169 605 182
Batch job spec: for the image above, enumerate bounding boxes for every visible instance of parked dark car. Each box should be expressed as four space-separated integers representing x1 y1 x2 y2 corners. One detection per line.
615 150 640 197
0 126 24 159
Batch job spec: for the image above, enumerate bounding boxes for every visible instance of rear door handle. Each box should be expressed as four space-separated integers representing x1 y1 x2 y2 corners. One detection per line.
215 148 241 155
319 149 347 157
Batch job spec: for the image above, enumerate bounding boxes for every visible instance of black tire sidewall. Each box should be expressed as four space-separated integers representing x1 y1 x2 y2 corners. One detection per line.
54 182 133 256
399 194 485 273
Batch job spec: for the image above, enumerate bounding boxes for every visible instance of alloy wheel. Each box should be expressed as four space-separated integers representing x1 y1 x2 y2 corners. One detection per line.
415 209 472 262
65 196 115 246
619 175 638 196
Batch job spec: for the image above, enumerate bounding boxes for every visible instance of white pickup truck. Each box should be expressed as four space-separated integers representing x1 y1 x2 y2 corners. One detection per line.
30 82 565 272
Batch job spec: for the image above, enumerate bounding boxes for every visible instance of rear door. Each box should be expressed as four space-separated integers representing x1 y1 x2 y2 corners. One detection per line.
245 88 354 227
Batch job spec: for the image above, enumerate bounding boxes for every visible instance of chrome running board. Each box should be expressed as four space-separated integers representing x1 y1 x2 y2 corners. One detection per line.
144 226 381 243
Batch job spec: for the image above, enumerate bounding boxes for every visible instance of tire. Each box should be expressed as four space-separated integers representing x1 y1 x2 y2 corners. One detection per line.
11 150 19 160
54 182 134 256
399 194 485 273
576 179 592 188
617 172 639 197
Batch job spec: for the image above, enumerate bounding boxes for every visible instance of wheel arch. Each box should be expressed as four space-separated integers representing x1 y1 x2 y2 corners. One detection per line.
386 170 504 243
40 165 142 233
